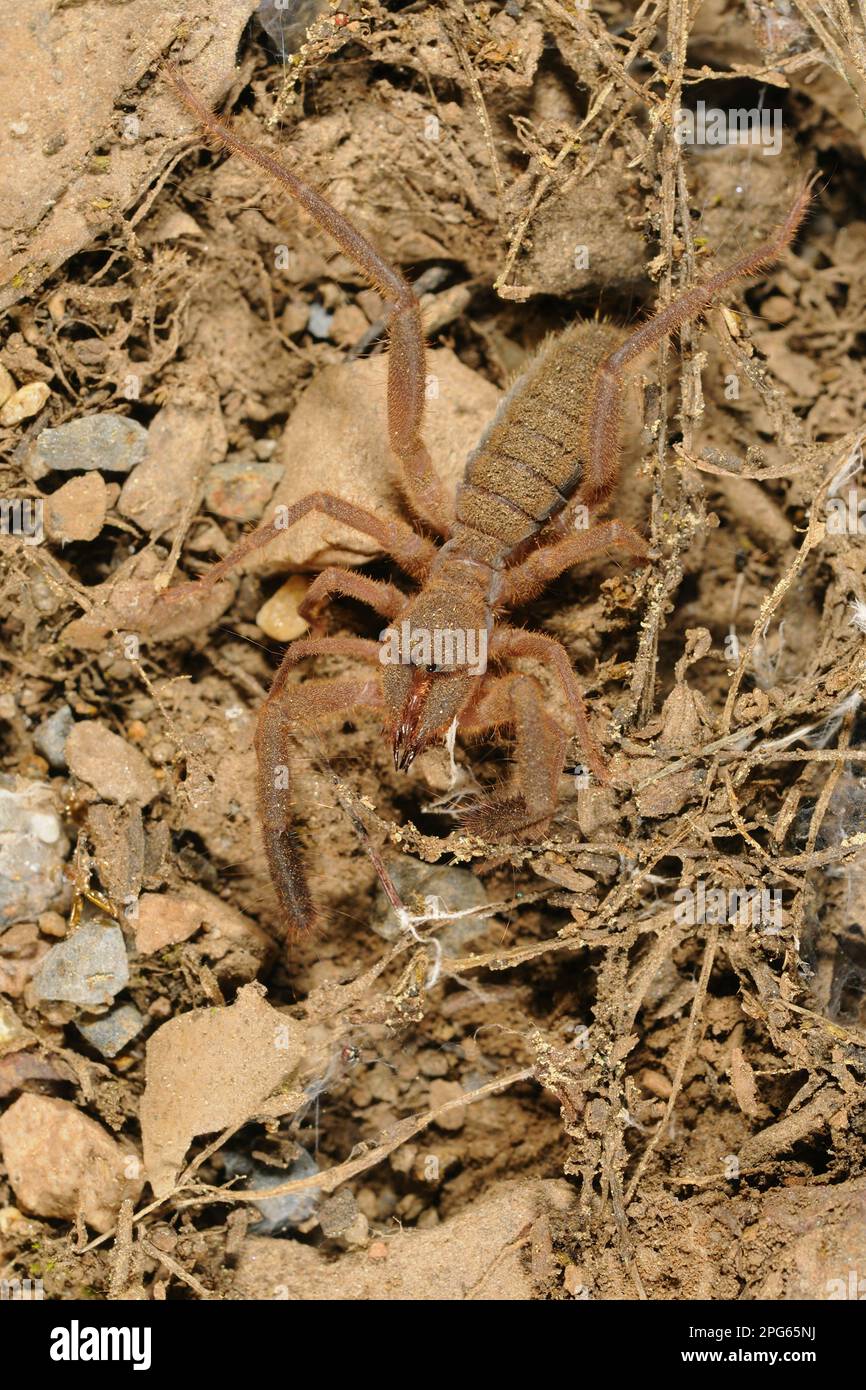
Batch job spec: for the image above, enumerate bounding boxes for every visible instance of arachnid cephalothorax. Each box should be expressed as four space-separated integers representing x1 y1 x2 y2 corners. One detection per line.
159 65 813 935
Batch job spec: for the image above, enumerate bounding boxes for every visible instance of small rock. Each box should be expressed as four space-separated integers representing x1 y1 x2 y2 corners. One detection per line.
33 704 73 770
38 910 67 938
45 472 108 542
0 364 15 407
34 922 129 1006
0 925 51 997
0 1094 143 1232
204 459 283 522
118 402 226 536
75 1001 145 1057
27 413 147 479
0 776 68 925
65 720 158 806
184 884 277 983
281 300 308 337
318 1188 368 1249
0 1048 72 1100
418 1048 450 1078
429 1079 466 1131
84 802 144 904
145 209 204 243
761 294 795 325
372 856 490 952
222 1147 320 1234
256 575 310 641
0 998 30 1057
134 892 204 954
307 302 333 339
0 382 50 427
141 983 306 1197
330 303 368 346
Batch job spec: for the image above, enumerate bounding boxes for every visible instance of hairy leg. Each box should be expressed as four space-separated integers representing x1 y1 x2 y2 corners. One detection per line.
490 626 609 785
580 179 815 511
459 673 568 837
165 66 450 534
298 567 405 635
258 641 384 934
499 518 649 610
156 492 436 612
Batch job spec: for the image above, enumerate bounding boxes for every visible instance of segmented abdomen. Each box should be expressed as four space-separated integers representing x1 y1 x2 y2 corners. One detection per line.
454 320 625 561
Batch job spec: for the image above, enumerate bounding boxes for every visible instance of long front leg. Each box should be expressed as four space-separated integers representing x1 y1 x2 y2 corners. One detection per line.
165 66 450 534
490 627 609 785
580 180 814 510
500 519 649 610
459 673 568 837
257 646 384 935
156 492 435 614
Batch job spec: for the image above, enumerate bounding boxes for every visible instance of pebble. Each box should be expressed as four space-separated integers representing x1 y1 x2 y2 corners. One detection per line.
0 1094 143 1232
222 1147 320 1234
65 720 158 806
318 1188 368 1249
0 381 50 427
0 776 68 926
330 303 368 346
0 998 30 1057
204 459 282 522
134 892 204 954
34 922 129 1006
0 925 51 997
75 1001 145 1057
45 471 108 542
761 294 795 326
428 1079 466 1132
0 364 15 408
85 802 144 903
141 984 306 1197
117 403 226 536
255 575 310 641
182 884 277 982
372 857 491 952
307 302 333 339
33 704 73 770
27 413 147 479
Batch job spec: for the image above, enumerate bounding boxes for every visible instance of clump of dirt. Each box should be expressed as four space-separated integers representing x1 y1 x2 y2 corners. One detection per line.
1 0 866 1302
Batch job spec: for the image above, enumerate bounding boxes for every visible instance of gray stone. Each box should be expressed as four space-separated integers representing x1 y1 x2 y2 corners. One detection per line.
34 923 129 1006
28 414 148 480
75 1001 145 1057
222 1147 320 1235
0 776 68 926
372 856 492 952
306 302 333 339
33 704 73 770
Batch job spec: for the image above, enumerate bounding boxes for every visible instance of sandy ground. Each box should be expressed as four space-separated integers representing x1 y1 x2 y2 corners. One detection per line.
0 0 865 1300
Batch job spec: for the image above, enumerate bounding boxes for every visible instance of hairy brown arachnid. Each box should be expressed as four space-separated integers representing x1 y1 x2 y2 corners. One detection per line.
159 65 814 935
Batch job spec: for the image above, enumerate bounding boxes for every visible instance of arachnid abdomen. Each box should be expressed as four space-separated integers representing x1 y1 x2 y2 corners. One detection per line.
453 321 626 563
